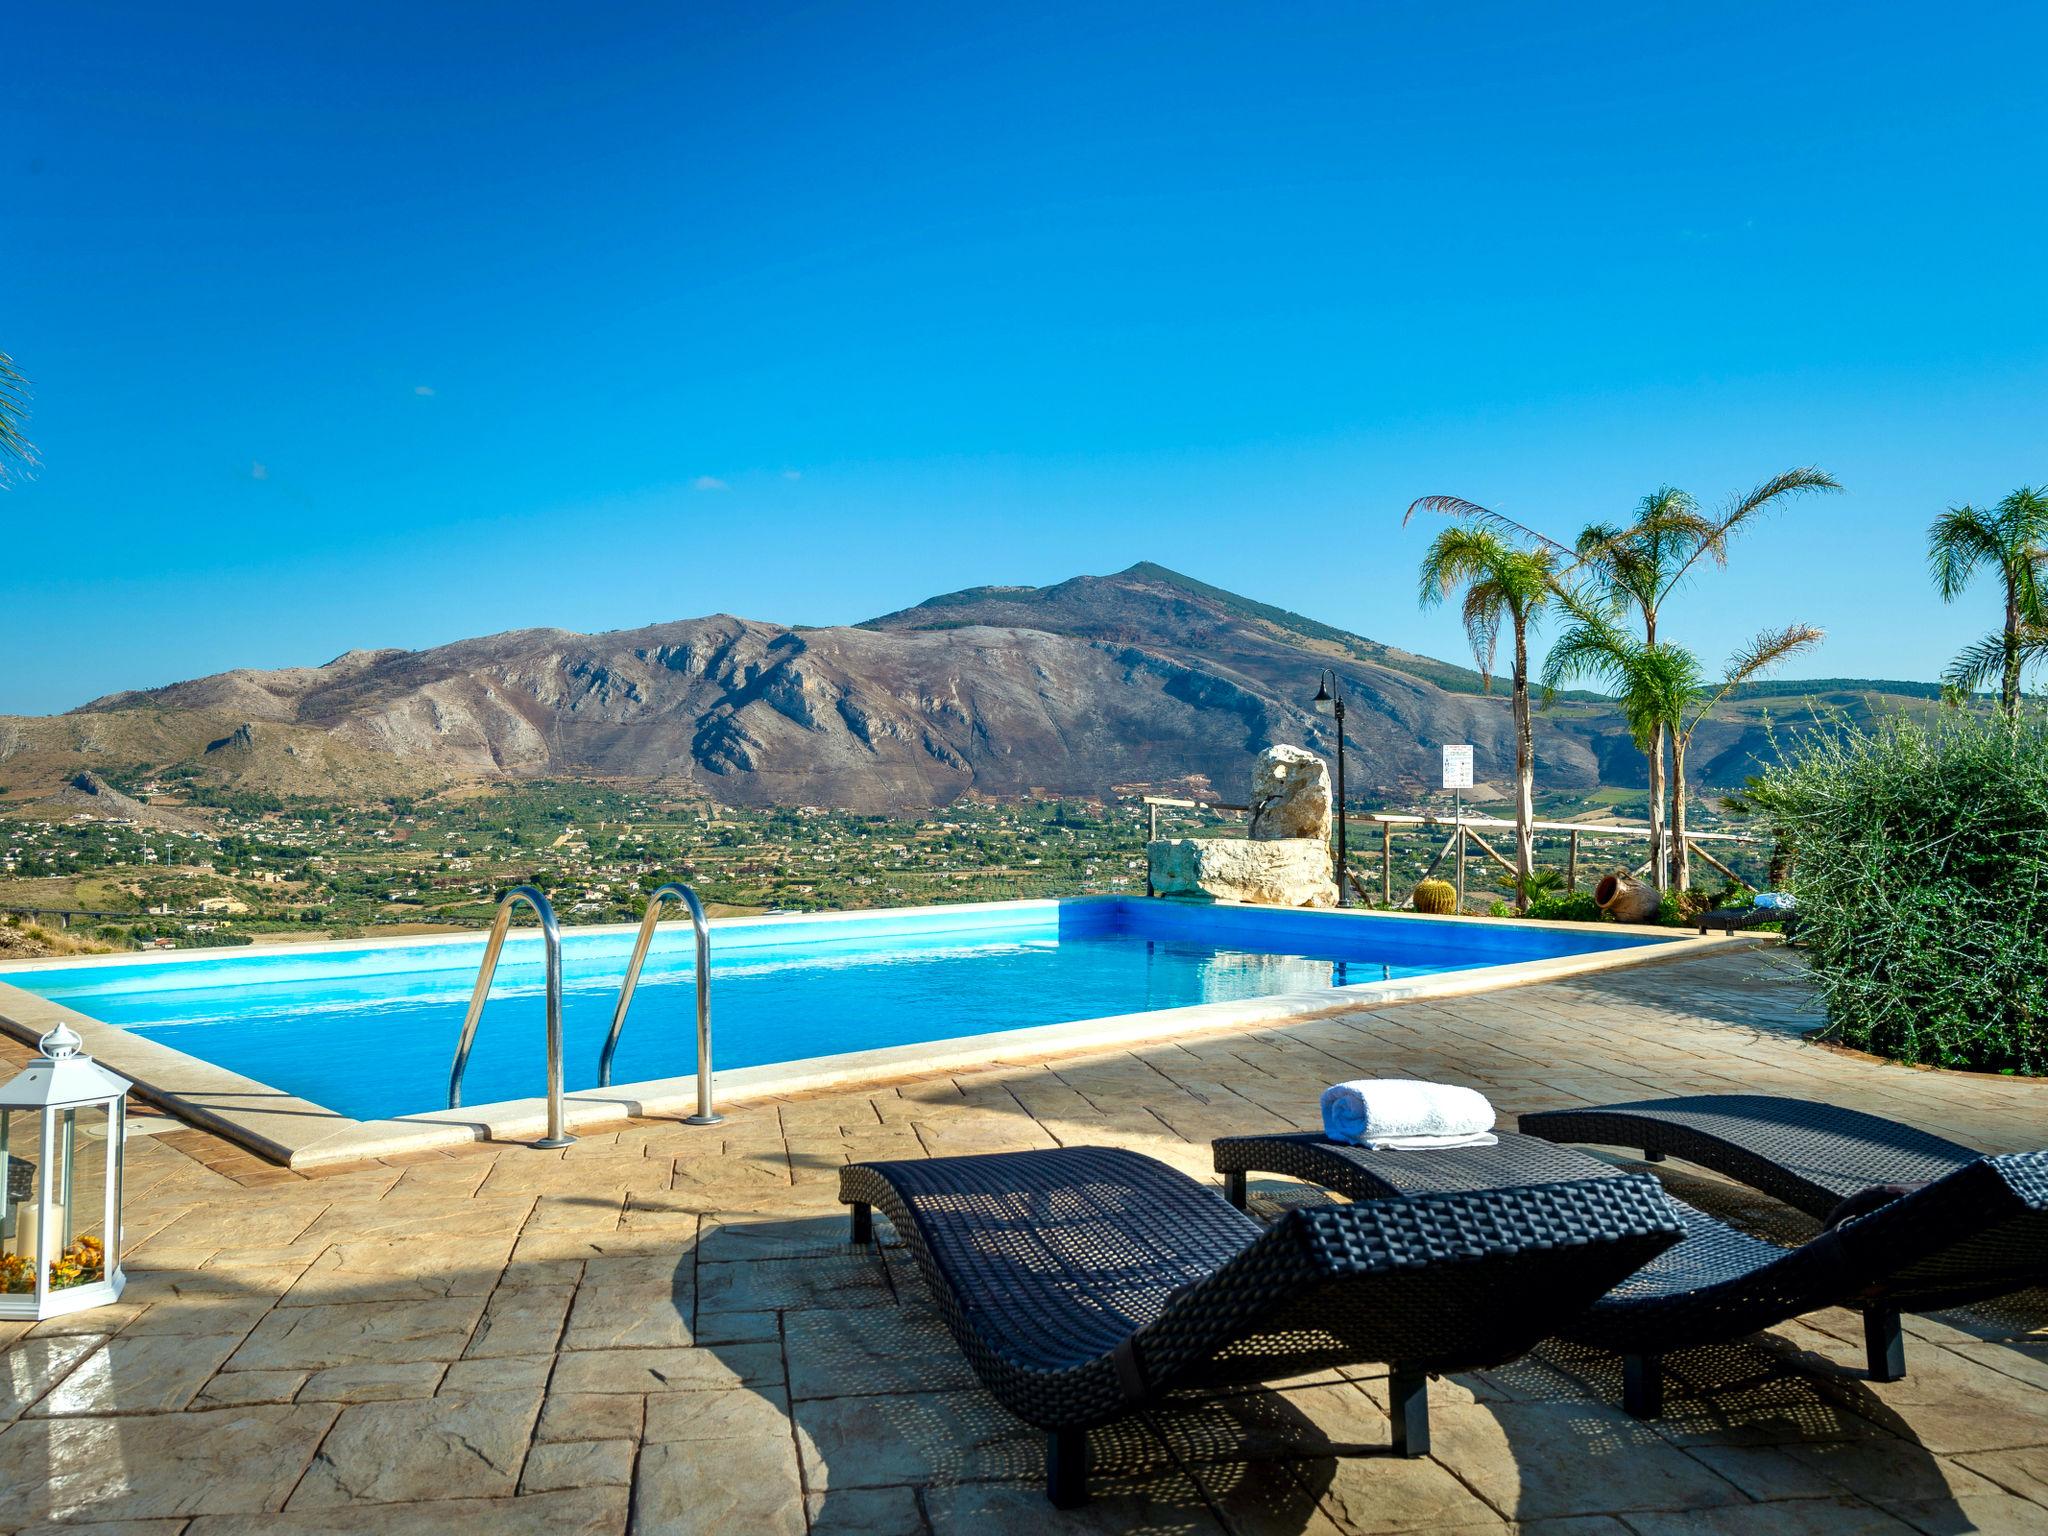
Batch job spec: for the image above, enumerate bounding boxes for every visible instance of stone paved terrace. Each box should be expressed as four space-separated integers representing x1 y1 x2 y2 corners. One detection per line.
0 945 2044 1534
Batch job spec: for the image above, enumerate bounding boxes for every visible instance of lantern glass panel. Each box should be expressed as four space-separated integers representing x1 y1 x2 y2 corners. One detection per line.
0 1108 42 1295
49 1104 112 1290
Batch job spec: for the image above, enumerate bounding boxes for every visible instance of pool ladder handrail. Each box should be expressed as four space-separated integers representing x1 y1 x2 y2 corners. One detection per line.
598 882 723 1126
448 885 574 1148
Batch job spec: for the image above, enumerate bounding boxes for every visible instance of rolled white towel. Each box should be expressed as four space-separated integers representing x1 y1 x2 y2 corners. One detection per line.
1753 892 1795 911
1320 1078 1497 1150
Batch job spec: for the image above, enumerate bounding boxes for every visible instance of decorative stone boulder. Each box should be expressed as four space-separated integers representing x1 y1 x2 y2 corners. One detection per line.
1247 745 1332 842
1149 837 1338 909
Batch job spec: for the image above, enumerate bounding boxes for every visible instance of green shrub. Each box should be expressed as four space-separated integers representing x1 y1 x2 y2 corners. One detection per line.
1522 887 1698 927
1748 709 2048 1074
1525 890 1605 923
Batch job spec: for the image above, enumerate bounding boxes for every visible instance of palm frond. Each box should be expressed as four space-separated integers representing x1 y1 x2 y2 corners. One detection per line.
0 350 36 486
1541 611 1699 750
1633 488 1714 580
2019 553 2048 629
1498 545 1560 613
1416 525 1504 609
1927 504 1999 602
1942 630 2013 697
1571 518 1645 581
1681 624 1824 737
1573 521 1626 561
1718 466 1841 529
1575 503 1692 617
1538 613 1632 699
1674 467 1840 585
1461 582 1504 691
2000 489 2048 622
1994 485 2048 552
1404 495 1574 555
1418 527 1555 611
1724 623 1825 687
1545 578 1622 634
1415 526 1559 688
1938 625 2048 702
1621 644 1698 749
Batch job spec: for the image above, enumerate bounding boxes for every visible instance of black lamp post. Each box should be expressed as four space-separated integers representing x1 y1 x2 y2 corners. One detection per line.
1311 670 1351 906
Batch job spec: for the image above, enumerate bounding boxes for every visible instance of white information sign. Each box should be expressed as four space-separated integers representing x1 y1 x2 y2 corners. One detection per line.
1441 744 1474 790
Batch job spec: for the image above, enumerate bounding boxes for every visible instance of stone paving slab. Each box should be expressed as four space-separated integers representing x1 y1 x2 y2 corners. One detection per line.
287 1388 541 1509
0 1403 341 1525
26 1331 244 1418
0 948 2042 1533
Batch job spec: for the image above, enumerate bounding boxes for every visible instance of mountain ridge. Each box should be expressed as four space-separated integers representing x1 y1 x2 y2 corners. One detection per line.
0 564 1934 813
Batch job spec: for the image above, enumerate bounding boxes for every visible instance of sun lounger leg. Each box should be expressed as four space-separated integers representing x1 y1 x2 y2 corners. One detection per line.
1047 1427 1090 1508
1644 1150 1666 1163
1224 1170 1247 1209
1623 1354 1663 1418
849 1201 872 1246
1389 1366 1430 1457
1864 1305 1905 1381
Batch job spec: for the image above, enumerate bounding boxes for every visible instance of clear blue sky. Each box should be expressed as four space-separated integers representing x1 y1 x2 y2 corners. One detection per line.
6 1 2044 714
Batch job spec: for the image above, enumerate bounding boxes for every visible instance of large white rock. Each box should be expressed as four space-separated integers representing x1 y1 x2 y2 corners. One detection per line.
1247 745 1332 842
1149 836 1338 908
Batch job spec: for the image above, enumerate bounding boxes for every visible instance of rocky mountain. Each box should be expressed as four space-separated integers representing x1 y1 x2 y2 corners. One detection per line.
0 564 1927 813
50 770 208 831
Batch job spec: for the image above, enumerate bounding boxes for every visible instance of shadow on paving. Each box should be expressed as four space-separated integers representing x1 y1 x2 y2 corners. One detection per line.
0 1182 2023 1531
678 1209 1343 1531
6 1002 2041 1536
683 1203 1999 1533
1566 944 1828 1036
1657 1157 2048 1361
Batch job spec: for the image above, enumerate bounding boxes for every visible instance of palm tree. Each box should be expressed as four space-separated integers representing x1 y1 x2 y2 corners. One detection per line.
1540 597 1695 888
1929 488 2048 714
1573 471 1839 886
1418 469 1839 887
1409 522 1556 910
1665 624 1825 889
1565 489 1713 887
1543 610 1823 890
0 349 35 485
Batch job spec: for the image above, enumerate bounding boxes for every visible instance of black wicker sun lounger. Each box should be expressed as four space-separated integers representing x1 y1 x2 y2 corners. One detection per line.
1696 904 1801 941
1213 1130 2048 1419
1516 1094 1994 1223
841 1145 1683 1506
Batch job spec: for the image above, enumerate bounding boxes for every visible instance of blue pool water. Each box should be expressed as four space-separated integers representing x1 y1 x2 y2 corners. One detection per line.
0 899 1667 1121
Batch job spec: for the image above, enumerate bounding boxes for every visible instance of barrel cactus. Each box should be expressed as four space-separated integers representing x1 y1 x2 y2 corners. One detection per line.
1412 878 1457 915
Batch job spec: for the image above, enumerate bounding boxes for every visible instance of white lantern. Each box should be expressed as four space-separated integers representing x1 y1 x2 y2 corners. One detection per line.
0 1023 129 1319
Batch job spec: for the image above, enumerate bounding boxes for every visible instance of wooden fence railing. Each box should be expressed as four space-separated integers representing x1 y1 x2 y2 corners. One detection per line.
1139 797 1764 909
1358 813 1763 909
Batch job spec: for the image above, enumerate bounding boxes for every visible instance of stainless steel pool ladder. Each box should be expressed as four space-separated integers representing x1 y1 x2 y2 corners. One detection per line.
448 885 574 1148
598 882 722 1125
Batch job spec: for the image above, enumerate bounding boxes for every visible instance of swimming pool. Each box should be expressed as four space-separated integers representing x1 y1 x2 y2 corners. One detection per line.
0 898 1671 1126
